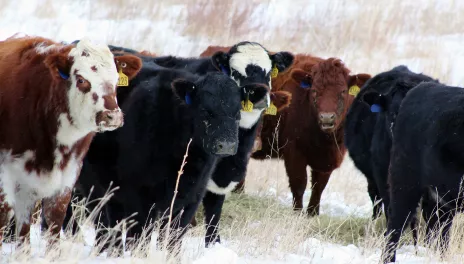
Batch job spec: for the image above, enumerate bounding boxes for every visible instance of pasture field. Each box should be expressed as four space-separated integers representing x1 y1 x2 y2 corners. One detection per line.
2 0 464 263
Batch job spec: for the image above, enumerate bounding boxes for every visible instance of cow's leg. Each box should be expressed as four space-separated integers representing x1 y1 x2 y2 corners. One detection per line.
366 177 383 219
284 152 308 211
190 216 197 227
203 191 226 247
158 202 201 254
436 209 455 257
15 205 34 248
307 170 331 216
382 187 421 263
41 188 72 247
0 190 13 246
232 179 245 194
95 202 126 257
421 192 455 256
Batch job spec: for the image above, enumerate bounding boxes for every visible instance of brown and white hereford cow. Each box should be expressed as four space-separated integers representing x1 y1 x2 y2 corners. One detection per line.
0 36 137 245
252 55 371 216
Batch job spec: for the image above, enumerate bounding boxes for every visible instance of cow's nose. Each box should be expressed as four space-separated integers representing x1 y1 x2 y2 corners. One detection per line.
319 112 336 123
214 141 238 156
319 112 336 130
96 109 124 131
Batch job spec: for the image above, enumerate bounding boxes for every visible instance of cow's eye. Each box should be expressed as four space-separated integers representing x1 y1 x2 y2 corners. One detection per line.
78 78 85 84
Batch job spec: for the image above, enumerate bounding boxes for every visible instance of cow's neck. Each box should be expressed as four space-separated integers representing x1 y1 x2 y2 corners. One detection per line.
239 109 265 129
55 112 94 148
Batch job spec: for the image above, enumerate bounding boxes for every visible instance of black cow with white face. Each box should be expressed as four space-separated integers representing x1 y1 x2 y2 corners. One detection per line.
381 81 464 263
152 41 294 247
345 65 439 221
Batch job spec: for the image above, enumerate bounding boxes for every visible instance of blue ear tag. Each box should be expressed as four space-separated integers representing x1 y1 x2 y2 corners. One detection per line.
58 70 69 80
220 65 229 75
185 93 192 105
370 104 382 113
300 81 311 88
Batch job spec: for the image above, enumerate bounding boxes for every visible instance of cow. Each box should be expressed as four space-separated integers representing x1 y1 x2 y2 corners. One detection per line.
345 65 440 254
63 61 270 256
179 44 293 246
345 65 439 220
0 36 136 246
379 81 464 262
252 55 371 216
31 51 143 238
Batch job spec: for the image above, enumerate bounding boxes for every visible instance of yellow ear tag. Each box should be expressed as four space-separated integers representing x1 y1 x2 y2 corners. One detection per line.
348 85 360 96
271 65 279 78
241 100 253 112
265 102 277 115
117 68 129 87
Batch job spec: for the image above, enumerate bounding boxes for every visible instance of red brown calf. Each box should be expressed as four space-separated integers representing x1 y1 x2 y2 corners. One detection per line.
252 54 371 216
0 35 140 246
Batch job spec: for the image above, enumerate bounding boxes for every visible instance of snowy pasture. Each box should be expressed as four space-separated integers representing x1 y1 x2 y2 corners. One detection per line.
2 0 464 263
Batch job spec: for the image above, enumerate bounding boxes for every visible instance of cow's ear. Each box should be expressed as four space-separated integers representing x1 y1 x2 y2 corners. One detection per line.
270 91 292 111
211 51 231 75
114 55 143 80
362 91 387 113
291 69 312 89
171 79 197 105
270 51 294 73
44 51 73 81
348 73 371 89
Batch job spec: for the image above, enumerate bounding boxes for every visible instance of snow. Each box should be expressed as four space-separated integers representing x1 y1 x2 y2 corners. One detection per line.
0 226 446 264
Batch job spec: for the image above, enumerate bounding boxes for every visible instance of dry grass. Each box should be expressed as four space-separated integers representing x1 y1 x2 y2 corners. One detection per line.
2 0 464 263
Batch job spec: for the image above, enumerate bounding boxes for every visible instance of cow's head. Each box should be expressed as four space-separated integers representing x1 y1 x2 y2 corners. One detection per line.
172 72 268 156
210 42 294 128
361 65 437 137
45 39 137 133
290 58 371 132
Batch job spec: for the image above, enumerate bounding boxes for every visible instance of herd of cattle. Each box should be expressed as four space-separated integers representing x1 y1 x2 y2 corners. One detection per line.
0 34 462 263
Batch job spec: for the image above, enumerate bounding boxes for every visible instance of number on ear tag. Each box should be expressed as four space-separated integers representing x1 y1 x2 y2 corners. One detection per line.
348 85 360 96
265 102 277 115
241 100 253 112
117 68 129 86
271 65 279 78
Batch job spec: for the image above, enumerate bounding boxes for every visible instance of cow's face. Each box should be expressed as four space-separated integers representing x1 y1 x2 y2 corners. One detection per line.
210 42 294 128
172 73 268 156
291 58 370 132
54 39 128 133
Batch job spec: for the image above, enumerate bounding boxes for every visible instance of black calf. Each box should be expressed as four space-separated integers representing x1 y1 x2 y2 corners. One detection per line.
383 82 464 263
345 65 438 221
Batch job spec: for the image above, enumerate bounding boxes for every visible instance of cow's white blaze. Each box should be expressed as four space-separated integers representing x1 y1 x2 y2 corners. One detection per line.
207 179 239 195
229 43 272 78
64 38 120 142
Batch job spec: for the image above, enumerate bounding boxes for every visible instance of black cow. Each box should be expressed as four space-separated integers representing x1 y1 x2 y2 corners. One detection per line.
65 64 269 255
152 41 295 247
345 65 438 220
381 82 464 263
